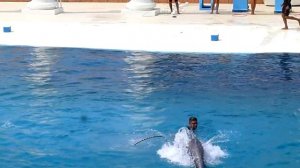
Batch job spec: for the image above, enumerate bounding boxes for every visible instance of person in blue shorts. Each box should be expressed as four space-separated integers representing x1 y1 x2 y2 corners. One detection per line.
281 0 300 29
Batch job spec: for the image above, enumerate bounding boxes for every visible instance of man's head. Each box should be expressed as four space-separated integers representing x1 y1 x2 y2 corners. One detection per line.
188 116 198 131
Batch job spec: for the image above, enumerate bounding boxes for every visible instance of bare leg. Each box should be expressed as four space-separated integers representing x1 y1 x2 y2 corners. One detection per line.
286 16 300 27
211 0 215 14
282 14 288 29
251 0 256 15
216 0 219 14
169 0 173 13
286 16 300 21
175 0 180 14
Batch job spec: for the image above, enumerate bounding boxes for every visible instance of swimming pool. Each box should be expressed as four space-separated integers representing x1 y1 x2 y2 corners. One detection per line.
0 46 299 168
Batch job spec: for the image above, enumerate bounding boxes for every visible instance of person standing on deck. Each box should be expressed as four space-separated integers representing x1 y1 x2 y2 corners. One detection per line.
169 0 180 14
211 0 220 14
251 0 257 15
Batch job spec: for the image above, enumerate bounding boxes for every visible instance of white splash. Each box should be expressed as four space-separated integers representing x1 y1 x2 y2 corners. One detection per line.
202 134 229 165
157 130 228 167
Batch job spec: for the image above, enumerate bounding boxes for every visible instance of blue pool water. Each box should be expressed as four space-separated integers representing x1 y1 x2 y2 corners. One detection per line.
0 46 299 168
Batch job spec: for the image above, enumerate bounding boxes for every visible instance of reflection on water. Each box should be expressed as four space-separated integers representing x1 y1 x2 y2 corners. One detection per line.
25 47 58 96
123 52 156 99
279 53 293 81
123 52 165 128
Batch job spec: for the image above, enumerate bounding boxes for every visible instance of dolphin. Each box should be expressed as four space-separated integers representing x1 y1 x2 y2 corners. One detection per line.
188 138 205 168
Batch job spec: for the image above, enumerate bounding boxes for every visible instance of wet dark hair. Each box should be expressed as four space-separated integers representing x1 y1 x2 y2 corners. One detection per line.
189 116 198 123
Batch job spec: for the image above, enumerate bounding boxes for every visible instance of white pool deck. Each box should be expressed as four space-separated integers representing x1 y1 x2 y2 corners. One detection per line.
0 2 300 53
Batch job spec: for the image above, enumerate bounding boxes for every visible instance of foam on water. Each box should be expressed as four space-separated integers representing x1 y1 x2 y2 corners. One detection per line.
1 120 15 129
157 130 228 167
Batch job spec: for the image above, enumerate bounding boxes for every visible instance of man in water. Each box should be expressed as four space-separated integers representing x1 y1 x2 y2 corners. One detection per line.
177 116 198 140
188 116 198 131
177 117 205 168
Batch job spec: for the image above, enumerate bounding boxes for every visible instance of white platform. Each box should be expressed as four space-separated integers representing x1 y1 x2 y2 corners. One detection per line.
22 7 63 15
122 8 160 17
1 3 300 53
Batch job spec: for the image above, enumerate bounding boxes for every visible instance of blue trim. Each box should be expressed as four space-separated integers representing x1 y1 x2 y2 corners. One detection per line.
199 0 213 10
232 9 249 12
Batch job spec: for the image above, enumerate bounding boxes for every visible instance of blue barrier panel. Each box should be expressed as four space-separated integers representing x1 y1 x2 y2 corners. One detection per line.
232 0 248 12
275 0 284 13
211 34 219 41
3 26 11 33
199 0 213 10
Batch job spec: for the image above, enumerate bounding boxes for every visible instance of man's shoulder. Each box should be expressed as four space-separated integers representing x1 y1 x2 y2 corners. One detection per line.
178 126 189 131
177 126 187 133
178 126 193 134
177 126 197 140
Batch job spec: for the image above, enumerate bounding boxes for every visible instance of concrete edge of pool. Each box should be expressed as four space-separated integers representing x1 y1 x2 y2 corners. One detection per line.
0 3 300 53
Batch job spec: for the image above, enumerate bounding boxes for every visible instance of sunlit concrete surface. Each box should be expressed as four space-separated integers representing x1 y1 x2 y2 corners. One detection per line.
0 2 299 53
